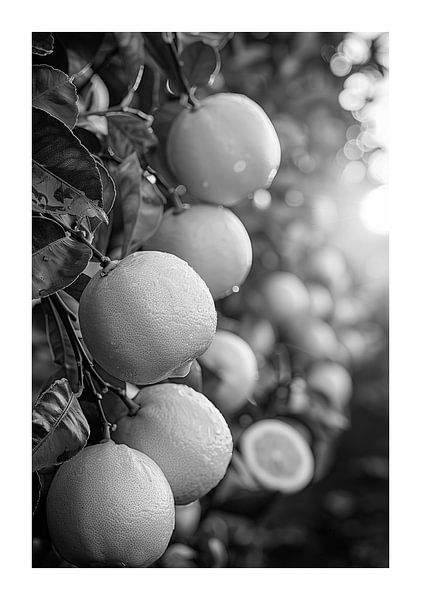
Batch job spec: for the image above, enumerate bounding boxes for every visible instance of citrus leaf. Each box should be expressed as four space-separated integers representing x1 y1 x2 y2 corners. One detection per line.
116 153 164 257
32 378 90 471
107 112 157 161
63 273 91 302
32 108 106 222
32 235 92 299
32 216 65 252
88 161 116 232
32 65 78 129
42 299 80 393
33 33 54 56
180 41 221 88
73 126 103 154
143 33 185 96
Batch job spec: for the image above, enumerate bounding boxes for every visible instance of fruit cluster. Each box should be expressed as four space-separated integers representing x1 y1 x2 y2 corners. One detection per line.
44 91 282 567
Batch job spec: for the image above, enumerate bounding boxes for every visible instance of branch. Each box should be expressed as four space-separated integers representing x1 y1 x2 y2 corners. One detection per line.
39 213 111 267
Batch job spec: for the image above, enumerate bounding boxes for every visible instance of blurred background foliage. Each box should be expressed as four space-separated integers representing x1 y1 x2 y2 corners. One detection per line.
33 31 388 568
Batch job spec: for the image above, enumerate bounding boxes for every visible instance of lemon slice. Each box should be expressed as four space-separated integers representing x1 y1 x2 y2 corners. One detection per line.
240 419 315 493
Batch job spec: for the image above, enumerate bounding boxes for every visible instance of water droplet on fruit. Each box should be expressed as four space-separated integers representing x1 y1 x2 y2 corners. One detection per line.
233 160 246 173
232 285 240 293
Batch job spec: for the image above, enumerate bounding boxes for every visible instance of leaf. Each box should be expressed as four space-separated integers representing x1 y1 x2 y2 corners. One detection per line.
107 113 157 161
42 299 80 393
32 35 69 75
63 273 91 302
116 153 164 257
180 42 221 88
143 33 185 96
92 209 114 260
32 33 54 56
32 65 78 129
32 235 92 299
32 108 106 222
73 126 103 154
88 161 116 232
32 378 90 471
32 216 65 252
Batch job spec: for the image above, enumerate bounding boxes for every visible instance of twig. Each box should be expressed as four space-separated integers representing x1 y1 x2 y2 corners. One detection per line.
143 164 186 213
50 293 140 416
40 213 111 267
80 105 153 124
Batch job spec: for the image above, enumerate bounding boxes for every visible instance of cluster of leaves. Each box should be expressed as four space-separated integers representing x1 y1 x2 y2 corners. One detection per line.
32 32 229 511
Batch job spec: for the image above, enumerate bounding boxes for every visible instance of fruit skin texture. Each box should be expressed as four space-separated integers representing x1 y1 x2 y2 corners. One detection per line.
198 330 258 415
144 205 252 300
260 271 310 328
166 93 281 206
46 441 175 568
78 251 216 385
112 383 233 505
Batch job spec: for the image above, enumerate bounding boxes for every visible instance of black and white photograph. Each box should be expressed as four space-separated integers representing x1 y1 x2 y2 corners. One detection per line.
31 30 389 570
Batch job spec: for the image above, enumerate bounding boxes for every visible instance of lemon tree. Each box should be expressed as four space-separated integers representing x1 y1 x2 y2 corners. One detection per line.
32 32 388 569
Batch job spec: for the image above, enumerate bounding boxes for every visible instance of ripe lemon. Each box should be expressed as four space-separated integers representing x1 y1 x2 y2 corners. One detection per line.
307 282 334 321
143 205 252 300
307 361 353 408
112 383 233 505
288 317 338 362
238 316 276 358
46 441 175 567
166 93 281 206
305 245 349 295
198 330 258 416
78 251 216 385
240 419 315 493
260 271 311 328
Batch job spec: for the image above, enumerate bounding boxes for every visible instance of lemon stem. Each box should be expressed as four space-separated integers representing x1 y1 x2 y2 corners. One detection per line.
143 165 186 213
84 371 112 440
166 34 199 109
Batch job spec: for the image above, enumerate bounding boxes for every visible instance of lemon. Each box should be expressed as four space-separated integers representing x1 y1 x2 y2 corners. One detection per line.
144 205 252 300
240 419 314 493
166 93 281 205
112 383 233 505
46 441 175 567
78 251 216 384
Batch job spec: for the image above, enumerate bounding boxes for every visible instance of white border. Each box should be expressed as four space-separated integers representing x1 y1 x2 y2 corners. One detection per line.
3 1 419 596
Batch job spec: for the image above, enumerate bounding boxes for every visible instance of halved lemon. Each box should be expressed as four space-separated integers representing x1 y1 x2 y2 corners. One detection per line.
239 419 315 493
